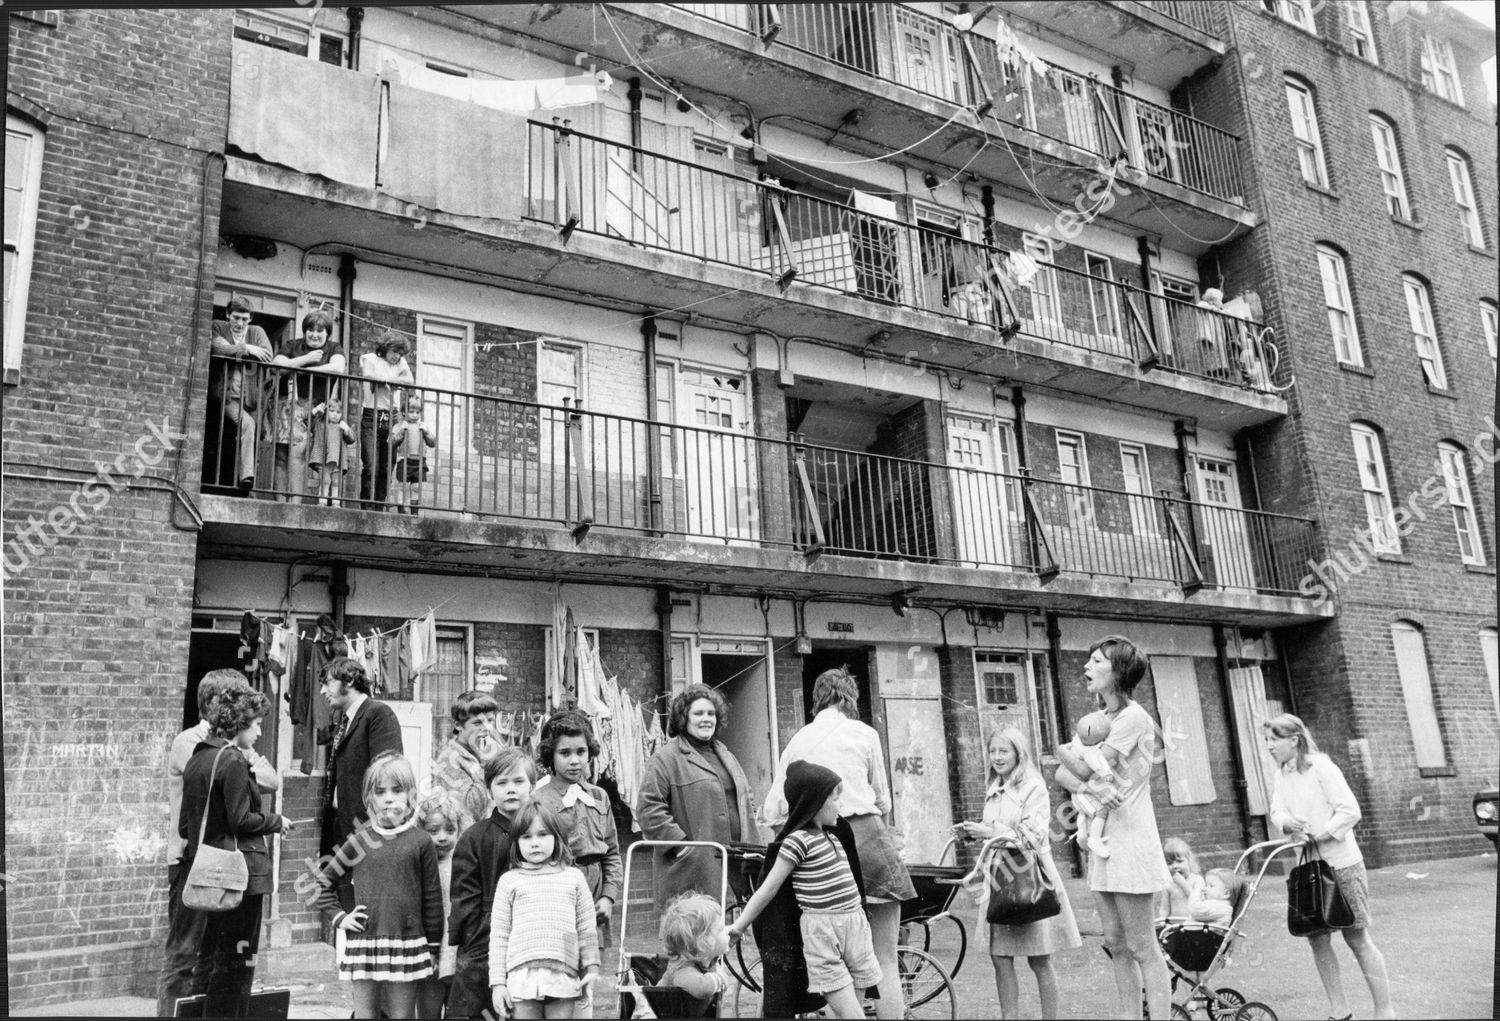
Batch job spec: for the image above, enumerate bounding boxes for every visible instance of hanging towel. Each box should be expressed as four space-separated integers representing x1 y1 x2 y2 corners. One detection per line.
471 78 542 112
410 612 439 675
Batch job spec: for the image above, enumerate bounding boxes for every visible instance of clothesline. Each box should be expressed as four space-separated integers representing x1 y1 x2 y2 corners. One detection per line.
240 593 456 640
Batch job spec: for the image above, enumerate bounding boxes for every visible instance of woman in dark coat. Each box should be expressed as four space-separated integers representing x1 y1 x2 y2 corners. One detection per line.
179 686 291 1018
635 684 762 912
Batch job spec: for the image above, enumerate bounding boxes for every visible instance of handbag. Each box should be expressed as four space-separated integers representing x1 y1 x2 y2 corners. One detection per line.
983 839 1061 926
182 744 250 913
1286 841 1354 936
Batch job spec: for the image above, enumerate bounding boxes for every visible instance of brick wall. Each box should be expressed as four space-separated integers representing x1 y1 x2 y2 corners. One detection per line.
2 8 234 1008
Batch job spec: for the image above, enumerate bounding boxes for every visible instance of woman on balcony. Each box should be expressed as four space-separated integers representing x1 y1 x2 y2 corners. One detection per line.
1054 635 1173 1020
270 310 346 503
359 332 415 511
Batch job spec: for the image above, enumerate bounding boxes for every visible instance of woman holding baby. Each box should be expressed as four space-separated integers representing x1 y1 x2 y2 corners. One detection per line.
1055 634 1173 1020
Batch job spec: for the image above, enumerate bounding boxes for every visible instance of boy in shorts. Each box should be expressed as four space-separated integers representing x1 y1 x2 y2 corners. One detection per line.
727 760 880 1019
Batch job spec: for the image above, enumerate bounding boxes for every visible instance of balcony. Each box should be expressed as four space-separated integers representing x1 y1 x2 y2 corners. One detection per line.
472 5 1251 250
997 2 1226 85
198 362 1327 627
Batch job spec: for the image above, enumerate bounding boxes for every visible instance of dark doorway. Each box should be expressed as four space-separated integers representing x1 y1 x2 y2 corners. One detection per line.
186 624 277 766
800 645 874 727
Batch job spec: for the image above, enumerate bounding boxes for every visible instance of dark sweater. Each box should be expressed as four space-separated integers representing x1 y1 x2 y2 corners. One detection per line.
448 810 515 960
316 822 443 947
180 737 283 895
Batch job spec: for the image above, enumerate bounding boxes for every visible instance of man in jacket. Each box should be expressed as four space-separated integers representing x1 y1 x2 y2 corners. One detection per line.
207 297 272 490
319 656 402 861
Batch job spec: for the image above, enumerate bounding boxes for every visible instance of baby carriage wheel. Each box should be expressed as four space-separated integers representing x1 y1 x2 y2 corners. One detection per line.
897 947 957 1019
1210 987 1247 1021
1170 1005 1192 1020
1233 1002 1277 1021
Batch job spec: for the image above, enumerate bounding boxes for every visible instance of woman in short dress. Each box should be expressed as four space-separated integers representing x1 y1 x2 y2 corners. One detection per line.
953 723 1081 1019
1054 635 1173 1020
1265 713 1394 1021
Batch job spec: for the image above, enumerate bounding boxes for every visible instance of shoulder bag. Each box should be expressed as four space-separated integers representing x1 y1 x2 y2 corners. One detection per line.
182 744 250 913
1286 840 1354 936
983 838 1061 926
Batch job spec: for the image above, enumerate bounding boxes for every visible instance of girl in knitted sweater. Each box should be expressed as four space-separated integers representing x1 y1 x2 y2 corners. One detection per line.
489 802 600 1018
318 751 443 1019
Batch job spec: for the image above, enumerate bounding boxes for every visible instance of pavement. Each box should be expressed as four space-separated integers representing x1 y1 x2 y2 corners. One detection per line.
12 851 1495 1019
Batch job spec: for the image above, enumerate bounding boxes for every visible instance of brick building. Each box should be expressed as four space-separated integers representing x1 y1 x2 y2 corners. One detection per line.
1 2 1492 1009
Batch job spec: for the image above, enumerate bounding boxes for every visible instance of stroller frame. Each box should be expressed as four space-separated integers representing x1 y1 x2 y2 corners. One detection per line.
1159 838 1305 1021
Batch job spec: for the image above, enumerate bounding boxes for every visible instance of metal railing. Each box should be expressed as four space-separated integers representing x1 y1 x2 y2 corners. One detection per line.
202 359 1315 596
667 3 1242 202
527 120 1276 391
1135 0 1222 36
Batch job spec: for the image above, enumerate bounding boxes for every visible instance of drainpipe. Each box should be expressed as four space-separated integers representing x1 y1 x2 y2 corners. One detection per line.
338 255 357 361
1044 611 1084 876
980 184 997 246
330 564 351 629
346 6 364 71
657 587 674 706
643 315 662 533
1137 235 1159 361
1214 625 1258 851
628 77 644 173
1174 420 1201 554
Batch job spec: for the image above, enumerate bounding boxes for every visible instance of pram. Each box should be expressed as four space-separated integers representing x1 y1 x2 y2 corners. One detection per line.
1157 838 1304 1021
616 839 730 1019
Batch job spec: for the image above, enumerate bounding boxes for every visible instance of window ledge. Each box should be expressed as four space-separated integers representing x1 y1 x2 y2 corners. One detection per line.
1467 244 1495 259
11 9 60 27
1392 214 1423 231
1377 552 1411 564
1419 766 1458 778
3 367 18 388
1426 383 1458 399
1304 182 1339 200
1464 563 1496 576
1338 362 1375 377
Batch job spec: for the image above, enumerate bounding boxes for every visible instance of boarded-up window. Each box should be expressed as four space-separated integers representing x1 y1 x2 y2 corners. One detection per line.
1153 656 1216 805
1391 621 1446 769
1227 665 1276 815
1481 628 1499 721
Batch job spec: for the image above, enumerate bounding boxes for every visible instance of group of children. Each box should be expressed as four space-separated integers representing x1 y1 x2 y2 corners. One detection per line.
313 710 883 1019
307 391 435 511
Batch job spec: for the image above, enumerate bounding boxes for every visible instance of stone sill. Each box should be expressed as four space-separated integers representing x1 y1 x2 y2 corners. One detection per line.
1464 563 1496 576
1339 362 1375 378
1419 766 1458 779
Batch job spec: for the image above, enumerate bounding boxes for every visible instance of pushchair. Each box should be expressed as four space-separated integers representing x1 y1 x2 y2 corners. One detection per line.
1157 838 1304 1021
617 838 730 1019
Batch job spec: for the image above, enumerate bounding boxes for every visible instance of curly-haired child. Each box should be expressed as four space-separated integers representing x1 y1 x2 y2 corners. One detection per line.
658 892 729 1016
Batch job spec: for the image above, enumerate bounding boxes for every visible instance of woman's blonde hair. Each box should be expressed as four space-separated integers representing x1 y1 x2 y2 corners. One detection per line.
362 751 419 819
659 892 725 965
1261 712 1320 773
986 723 1040 788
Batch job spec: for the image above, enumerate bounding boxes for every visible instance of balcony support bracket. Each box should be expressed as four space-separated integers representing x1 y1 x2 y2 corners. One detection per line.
1020 475 1061 582
792 440 827 555
1165 502 1206 594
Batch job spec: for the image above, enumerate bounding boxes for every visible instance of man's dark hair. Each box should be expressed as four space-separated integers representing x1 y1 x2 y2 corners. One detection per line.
322 656 370 695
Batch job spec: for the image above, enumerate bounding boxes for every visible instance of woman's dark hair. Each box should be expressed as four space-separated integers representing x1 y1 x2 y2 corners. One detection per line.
667 684 728 739
1088 635 1150 696
207 687 271 739
507 801 572 868
450 689 501 729
373 331 410 359
322 656 370 695
539 709 600 768
302 310 336 336
810 667 859 716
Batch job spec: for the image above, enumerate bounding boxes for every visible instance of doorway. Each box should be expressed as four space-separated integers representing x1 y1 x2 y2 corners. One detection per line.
702 650 775 806
800 646 875 727
188 615 277 767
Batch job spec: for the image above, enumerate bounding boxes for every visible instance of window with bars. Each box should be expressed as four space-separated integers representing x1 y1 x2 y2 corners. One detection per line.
1401 275 1447 389
1445 150 1485 249
1316 245 1362 366
1351 422 1399 553
1437 442 1484 566
423 627 472 743
1368 115 1409 219
1420 34 1464 105
1285 77 1329 188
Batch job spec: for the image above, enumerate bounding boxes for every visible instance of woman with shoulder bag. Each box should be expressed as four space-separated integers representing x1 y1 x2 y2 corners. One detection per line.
953 724 1080 1019
179 686 293 1018
1264 713 1394 1021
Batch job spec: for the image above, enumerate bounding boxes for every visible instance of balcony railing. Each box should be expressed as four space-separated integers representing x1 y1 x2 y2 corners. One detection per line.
1135 0 1221 36
669 3 1243 203
203 360 1315 596
528 121 1280 391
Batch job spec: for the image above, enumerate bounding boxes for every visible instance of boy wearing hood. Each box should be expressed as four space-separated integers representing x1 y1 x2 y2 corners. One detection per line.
727 760 881 1018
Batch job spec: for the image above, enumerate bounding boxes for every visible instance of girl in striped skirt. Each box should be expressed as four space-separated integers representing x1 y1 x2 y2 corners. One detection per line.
318 751 443 1018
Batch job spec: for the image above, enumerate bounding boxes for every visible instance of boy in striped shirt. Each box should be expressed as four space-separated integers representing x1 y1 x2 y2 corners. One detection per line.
728 760 881 1018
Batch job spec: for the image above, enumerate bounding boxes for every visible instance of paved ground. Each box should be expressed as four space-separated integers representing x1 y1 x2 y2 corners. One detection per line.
14 851 1495 1019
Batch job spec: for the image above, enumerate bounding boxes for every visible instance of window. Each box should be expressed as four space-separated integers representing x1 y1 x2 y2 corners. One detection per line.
1316 245 1362 365
1119 442 1158 535
4 113 44 385
1021 233 1061 326
1284 78 1329 188
1401 275 1447 389
1481 627 1499 720
1445 150 1485 249
422 626 472 746
1482 301 1498 376
415 316 470 455
1347 1 1377 62
973 649 1059 756
1368 115 1409 219
1420 33 1464 105
1390 621 1447 769
1438 442 1484 565
1262 0 1315 31
1351 423 1399 553
233 9 344 65
1056 430 1092 527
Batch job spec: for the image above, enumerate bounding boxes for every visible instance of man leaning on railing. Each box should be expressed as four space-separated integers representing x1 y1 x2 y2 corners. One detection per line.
208 297 273 491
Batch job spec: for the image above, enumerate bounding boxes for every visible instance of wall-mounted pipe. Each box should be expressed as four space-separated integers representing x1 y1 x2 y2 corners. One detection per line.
347 6 364 71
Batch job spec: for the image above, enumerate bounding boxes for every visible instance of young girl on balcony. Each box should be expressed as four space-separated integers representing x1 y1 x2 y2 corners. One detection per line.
389 392 436 515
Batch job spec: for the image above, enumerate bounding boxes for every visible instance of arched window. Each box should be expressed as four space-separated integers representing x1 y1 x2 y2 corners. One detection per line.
1316 244 1362 365
1437 441 1484 565
1368 114 1408 219
1350 422 1398 553
1284 76 1329 188
1401 274 1447 389
1389 620 1447 770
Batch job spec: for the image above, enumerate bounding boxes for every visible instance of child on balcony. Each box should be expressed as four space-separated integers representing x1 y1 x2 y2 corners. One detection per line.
310 400 357 506
389 392 436 515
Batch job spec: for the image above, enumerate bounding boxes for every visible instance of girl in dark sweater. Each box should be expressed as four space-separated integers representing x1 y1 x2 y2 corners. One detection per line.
318 751 443 1019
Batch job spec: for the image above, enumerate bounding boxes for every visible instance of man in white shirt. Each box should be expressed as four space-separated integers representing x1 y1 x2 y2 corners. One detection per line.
157 669 280 1017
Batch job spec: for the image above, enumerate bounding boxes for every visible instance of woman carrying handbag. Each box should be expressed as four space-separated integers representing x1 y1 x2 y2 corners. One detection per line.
953 724 1080 1019
179 686 293 1018
1264 713 1395 1021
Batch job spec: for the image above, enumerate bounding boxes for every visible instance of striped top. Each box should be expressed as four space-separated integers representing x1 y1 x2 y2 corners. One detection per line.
778 828 861 913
